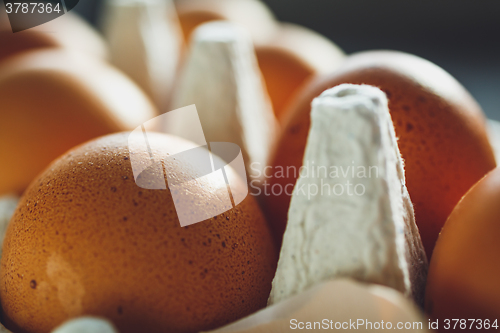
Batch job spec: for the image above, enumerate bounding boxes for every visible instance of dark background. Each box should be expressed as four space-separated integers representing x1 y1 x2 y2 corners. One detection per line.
76 0 500 120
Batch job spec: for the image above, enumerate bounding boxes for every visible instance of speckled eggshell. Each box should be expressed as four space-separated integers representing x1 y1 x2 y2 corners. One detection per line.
263 50 496 257
425 167 500 324
0 132 278 333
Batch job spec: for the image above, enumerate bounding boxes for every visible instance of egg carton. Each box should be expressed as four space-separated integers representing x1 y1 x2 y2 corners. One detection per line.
0 317 116 333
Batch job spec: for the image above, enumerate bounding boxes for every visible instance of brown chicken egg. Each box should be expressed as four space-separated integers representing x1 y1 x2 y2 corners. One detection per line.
0 12 107 63
0 49 156 196
263 50 496 257
425 167 500 327
255 23 345 121
0 132 278 333
175 0 277 45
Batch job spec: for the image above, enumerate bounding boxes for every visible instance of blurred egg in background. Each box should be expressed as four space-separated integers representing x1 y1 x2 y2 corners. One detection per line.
69 0 500 121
